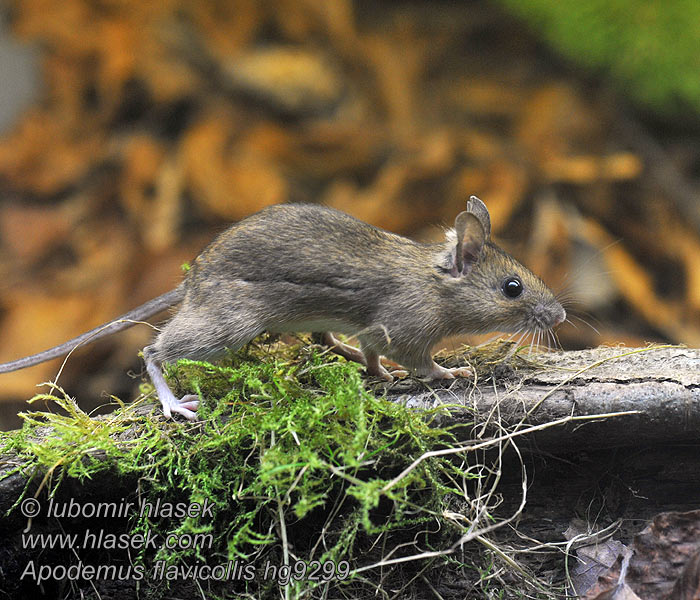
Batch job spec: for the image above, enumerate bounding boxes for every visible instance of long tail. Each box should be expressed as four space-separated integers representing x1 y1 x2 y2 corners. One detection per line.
0 284 185 373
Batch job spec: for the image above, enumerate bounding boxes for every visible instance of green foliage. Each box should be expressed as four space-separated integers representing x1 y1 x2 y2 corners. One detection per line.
0 341 489 597
1 387 133 496
497 0 700 117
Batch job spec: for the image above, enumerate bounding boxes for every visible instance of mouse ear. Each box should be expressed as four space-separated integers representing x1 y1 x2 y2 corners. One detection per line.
453 211 486 276
466 195 491 239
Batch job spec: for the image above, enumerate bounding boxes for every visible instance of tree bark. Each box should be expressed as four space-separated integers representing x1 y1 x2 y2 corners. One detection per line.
1 345 699 599
386 345 700 451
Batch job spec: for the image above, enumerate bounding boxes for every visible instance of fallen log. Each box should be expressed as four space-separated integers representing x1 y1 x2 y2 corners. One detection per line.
0 344 698 599
388 345 700 451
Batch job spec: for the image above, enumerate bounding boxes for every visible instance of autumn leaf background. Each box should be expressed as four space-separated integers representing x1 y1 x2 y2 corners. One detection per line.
0 0 698 428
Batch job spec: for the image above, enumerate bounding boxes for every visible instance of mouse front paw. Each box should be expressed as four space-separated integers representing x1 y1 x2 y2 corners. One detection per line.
423 362 472 381
389 369 409 378
445 366 472 378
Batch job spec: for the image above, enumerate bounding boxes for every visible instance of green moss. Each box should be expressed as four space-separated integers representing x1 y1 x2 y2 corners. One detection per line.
497 0 700 118
0 338 542 597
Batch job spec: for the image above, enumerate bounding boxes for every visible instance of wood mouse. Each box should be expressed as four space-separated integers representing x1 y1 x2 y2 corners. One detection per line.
0 197 565 420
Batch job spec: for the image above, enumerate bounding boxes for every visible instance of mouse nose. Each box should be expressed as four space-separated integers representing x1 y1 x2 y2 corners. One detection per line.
554 306 566 327
534 303 566 329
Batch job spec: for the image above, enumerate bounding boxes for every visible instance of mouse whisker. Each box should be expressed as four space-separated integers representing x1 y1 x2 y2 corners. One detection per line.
501 330 519 345
515 329 528 350
502 328 524 358
477 333 506 346
569 313 601 336
564 317 578 330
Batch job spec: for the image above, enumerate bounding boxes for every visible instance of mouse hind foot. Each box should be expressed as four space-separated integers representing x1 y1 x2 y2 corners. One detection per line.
144 348 200 420
418 361 472 381
142 311 266 419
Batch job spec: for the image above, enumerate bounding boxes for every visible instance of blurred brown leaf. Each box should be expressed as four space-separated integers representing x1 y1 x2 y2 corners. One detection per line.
180 112 287 220
0 203 72 262
0 110 104 195
223 46 343 115
0 0 698 407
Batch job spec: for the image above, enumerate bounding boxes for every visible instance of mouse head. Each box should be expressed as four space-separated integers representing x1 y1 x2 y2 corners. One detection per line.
444 196 565 335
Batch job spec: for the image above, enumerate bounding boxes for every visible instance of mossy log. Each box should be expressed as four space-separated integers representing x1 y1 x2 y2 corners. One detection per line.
1 345 699 519
0 344 698 599
388 345 700 452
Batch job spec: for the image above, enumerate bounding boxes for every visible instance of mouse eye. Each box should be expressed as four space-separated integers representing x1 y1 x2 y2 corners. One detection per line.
502 276 523 298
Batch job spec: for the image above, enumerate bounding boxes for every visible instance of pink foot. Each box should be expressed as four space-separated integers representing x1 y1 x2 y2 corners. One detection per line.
161 393 200 420
322 332 367 365
365 352 394 381
422 362 472 380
